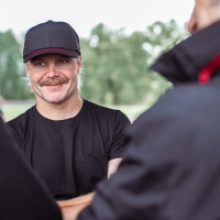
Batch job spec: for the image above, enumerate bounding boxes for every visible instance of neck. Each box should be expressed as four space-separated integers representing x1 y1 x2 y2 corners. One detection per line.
36 95 83 120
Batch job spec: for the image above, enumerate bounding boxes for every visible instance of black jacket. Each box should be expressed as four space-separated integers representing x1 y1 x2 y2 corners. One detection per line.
0 117 62 220
78 21 220 220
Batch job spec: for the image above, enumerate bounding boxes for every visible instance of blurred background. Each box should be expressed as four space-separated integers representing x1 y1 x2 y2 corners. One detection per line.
0 0 194 122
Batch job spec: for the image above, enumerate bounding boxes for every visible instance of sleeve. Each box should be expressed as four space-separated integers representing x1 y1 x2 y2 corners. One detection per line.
109 110 131 159
0 118 62 220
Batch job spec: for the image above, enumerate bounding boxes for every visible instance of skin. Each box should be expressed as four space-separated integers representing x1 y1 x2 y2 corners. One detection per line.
26 53 83 120
187 0 220 34
56 158 122 220
26 53 123 220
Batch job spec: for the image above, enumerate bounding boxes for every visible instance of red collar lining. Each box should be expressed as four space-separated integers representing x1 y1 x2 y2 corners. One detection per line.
198 53 220 84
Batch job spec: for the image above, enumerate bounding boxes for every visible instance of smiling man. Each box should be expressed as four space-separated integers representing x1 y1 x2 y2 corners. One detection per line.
7 21 130 220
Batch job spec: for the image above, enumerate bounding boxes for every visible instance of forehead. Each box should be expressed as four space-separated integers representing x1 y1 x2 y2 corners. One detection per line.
30 53 71 62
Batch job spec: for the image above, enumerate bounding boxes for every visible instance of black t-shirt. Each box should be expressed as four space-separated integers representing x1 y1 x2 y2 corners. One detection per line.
7 100 130 200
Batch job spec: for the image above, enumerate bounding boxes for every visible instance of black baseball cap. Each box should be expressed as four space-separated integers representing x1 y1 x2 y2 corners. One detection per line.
23 20 81 63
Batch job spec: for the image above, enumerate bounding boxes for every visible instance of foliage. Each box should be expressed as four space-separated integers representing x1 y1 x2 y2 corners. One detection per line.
80 20 187 105
0 20 187 103
0 30 34 99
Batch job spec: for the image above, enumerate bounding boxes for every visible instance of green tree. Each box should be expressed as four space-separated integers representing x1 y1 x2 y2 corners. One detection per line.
81 24 149 105
80 20 187 105
143 20 187 102
0 30 33 99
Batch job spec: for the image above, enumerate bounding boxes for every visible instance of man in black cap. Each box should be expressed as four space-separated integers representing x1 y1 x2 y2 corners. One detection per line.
0 117 62 220
7 20 130 219
76 0 220 219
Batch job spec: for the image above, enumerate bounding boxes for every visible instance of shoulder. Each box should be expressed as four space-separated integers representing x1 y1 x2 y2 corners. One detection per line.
7 107 34 130
85 100 130 123
129 80 220 139
161 80 220 118
85 100 120 114
5 107 33 145
148 80 219 117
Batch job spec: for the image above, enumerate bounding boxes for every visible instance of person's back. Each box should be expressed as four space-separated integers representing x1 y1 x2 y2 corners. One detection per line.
0 117 62 220
0 95 5 121
77 1 220 219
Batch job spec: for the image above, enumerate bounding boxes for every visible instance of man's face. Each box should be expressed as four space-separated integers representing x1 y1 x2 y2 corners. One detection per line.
187 0 220 34
26 53 82 104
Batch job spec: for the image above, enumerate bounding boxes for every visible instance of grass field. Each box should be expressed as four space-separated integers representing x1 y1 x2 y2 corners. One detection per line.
2 101 35 121
2 101 150 122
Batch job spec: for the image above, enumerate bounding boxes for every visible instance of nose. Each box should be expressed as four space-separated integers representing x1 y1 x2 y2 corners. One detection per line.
46 63 59 78
187 14 197 34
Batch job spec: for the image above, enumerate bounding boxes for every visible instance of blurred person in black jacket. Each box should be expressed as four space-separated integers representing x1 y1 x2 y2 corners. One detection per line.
0 117 62 220
77 0 220 219
0 95 5 121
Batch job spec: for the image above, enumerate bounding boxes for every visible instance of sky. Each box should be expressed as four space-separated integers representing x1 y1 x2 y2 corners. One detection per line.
0 0 194 38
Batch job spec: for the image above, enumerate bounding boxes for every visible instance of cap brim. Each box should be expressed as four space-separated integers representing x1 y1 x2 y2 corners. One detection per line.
23 48 79 63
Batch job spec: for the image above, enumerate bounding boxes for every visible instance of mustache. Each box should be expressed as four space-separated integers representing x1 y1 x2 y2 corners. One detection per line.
40 77 68 87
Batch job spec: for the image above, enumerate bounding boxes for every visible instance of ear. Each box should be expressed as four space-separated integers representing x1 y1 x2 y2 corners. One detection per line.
25 62 31 77
77 55 82 74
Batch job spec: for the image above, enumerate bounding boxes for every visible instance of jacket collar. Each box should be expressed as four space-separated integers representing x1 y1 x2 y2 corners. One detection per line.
150 20 220 85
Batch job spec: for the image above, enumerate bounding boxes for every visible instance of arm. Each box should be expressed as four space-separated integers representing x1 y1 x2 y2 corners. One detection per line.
57 192 95 207
56 193 94 220
56 159 121 220
57 112 128 219
106 111 129 178
108 158 122 178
